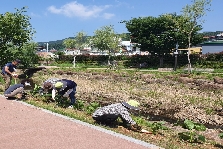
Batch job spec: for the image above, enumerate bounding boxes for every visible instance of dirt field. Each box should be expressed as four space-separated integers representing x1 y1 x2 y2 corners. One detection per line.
2 68 223 148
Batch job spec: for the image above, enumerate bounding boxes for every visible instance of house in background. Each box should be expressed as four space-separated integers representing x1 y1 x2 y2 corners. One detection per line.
64 48 81 55
200 32 223 54
201 41 223 54
36 51 57 65
120 41 141 55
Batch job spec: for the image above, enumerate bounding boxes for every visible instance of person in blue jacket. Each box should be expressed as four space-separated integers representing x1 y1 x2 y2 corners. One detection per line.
52 79 77 108
1 59 21 90
4 79 31 100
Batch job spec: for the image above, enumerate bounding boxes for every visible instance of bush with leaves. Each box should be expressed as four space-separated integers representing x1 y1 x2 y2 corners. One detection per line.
85 102 100 115
178 119 206 143
73 100 85 110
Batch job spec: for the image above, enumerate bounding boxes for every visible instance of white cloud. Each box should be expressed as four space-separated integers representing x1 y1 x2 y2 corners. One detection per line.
47 1 114 19
30 12 41 18
102 13 115 19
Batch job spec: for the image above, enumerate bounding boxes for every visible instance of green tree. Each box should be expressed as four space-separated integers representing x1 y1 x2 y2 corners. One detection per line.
90 25 121 54
9 42 40 68
0 7 35 66
123 15 178 67
74 31 88 50
63 38 76 49
176 0 212 72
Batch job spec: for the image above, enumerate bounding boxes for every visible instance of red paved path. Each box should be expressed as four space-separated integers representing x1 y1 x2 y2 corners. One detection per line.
0 97 162 149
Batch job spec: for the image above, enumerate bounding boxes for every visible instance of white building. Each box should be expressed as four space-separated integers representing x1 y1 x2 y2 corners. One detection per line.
64 49 81 55
120 41 141 55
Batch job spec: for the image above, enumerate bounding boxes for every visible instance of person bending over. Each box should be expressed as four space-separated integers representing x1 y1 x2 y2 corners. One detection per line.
92 100 142 131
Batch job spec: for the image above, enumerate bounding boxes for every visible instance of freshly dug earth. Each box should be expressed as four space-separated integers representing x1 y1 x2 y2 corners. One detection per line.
29 68 223 146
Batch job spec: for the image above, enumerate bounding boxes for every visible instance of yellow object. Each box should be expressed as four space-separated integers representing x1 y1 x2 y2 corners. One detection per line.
55 82 63 88
127 100 140 107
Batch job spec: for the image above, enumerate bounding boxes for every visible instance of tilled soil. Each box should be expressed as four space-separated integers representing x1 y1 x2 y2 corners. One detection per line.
28 69 223 145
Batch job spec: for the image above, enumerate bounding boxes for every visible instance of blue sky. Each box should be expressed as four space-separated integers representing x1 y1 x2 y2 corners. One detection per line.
1 0 222 42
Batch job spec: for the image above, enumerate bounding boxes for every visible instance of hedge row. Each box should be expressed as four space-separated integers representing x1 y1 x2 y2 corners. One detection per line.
56 53 223 69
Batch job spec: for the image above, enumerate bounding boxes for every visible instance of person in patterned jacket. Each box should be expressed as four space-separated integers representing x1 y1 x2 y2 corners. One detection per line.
92 100 142 131
39 78 61 95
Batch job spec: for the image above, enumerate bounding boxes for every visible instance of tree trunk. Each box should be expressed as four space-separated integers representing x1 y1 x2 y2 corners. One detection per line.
187 36 192 73
108 55 111 65
159 55 164 68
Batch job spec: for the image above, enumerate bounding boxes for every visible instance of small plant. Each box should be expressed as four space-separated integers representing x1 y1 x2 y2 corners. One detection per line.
85 102 100 114
54 95 70 107
73 100 85 110
178 131 205 143
147 121 168 135
29 84 42 97
178 119 206 143
219 133 223 139
182 119 206 131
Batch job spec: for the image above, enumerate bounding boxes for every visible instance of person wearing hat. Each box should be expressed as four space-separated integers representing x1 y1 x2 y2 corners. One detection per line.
92 100 142 131
4 79 31 100
52 79 77 108
39 78 61 95
1 59 21 90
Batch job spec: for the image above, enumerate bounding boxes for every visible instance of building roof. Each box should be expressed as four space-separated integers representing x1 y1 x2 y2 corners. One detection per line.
201 41 223 45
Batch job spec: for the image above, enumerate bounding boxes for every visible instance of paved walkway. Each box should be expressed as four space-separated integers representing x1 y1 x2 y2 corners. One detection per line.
0 96 162 149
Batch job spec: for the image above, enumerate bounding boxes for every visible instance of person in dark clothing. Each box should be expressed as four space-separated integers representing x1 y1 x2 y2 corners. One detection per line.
4 79 31 100
1 59 21 90
52 79 77 108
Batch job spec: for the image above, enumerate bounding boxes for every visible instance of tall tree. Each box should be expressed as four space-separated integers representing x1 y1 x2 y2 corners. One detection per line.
63 38 76 49
74 31 88 50
90 25 121 54
176 0 212 72
9 42 39 68
123 15 178 67
0 7 35 66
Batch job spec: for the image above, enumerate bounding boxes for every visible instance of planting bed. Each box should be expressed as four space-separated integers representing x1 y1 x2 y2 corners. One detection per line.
22 68 223 148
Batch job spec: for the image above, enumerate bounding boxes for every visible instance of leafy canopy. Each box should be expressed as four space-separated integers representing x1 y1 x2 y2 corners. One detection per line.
0 7 36 67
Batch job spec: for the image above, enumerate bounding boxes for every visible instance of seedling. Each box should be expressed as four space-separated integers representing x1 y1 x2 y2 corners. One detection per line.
182 119 206 131
85 102 100 114
179 131 205 143
148 121 168 135
73 100 85 110
219 133 223 139
54 95 70 107
178 119 206 143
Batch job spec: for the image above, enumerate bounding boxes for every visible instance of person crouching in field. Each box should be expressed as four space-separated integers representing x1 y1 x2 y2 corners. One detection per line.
92 100 142 132
52 79 77 108
4 79 31 100
39 78 61 95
